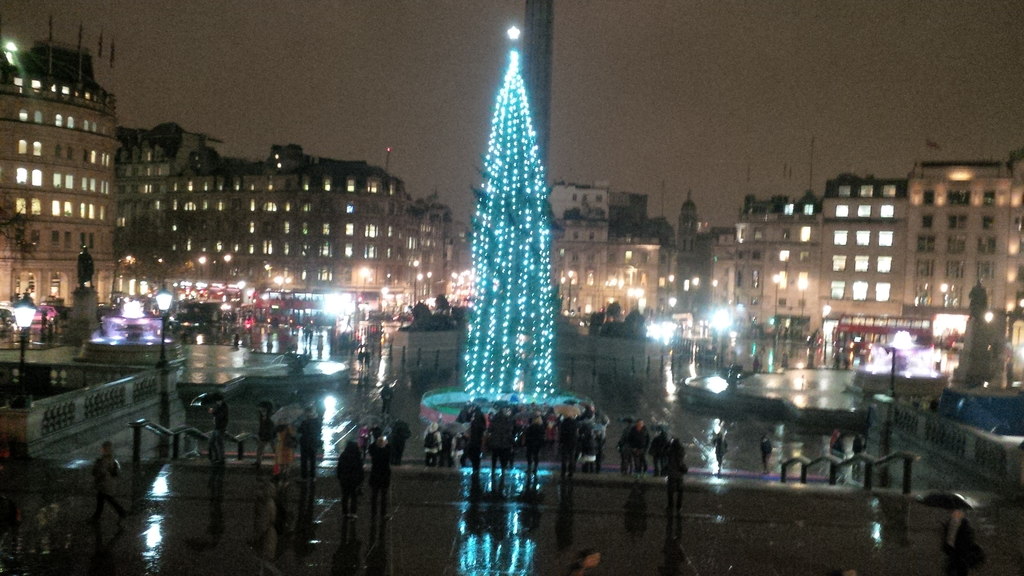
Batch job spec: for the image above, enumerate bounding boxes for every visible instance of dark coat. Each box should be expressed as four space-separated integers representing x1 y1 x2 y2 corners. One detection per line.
336 447 365 490
368 442 392 488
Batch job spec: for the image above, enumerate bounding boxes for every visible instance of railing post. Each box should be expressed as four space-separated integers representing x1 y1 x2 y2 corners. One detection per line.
173 432 181 459
829 462 838 485
130 419 146 463
780 464 789 483
800 464 808 484
863 462 874 491
236 437 245 461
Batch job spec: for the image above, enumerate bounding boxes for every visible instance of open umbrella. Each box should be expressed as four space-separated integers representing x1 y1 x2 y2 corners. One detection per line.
916 491 976 510
272 404 305 426
189 392 225 407
553 404 582 418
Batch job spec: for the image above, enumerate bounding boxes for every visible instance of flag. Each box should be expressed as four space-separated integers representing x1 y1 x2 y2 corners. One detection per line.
926 139 941 150
98 31 103 57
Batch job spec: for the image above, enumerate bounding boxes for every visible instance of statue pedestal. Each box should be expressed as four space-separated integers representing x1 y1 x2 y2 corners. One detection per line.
953 316 1006 388
66 288 98 347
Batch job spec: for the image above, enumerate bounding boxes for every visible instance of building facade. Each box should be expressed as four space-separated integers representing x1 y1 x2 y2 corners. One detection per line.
114 124 452 310
0 41 117 304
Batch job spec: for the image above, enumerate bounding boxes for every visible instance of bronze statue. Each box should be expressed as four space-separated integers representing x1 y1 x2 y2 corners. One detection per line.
77 246 94 289
968 282 987 320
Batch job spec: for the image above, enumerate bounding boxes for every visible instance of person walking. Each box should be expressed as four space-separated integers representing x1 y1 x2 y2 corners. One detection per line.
89 441 127 523
488 408 515 474
389 419 411 466
665 438 688 514
336 441 364 519
524 416 546 475
297 406 322 481
626 419 651 477
208 396 229 464
255 402 275 470
713 428 728 476
649 427 669 476
367 434 392 518
380 385 394 417
274 423 297 479
423 422 442 467
942 508 985 575
759 434 773 475
558 414 580 479
467 409 487 474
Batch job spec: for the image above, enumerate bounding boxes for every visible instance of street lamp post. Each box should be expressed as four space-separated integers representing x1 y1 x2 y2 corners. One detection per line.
880 330 914 487
13 293 35 398
156 286 174 368
771 274 782 366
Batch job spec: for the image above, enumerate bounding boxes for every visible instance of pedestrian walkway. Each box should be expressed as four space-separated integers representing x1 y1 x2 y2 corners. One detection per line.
1 456 1021 575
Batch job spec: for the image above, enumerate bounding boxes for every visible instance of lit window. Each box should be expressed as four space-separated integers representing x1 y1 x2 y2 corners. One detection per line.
852 281 869 301
882 185 896 197
859 185 873 198
365 224 379 238
833 231 848 246
31 169 42 186
51 200 60 216
346 203 355 214
880 205 894 218
18 109 27 121
16 168 27 183
835 205 849 218
877 256 892 273
64 201 72 216
324 178 332 191
345 224 355 236
800 226 811 242
857 205 870 218
17 140 27 154
830 281 846 299
779 250 790 262
263 202 277 212
364 245 377 259
15 198 26 213
368 180 378 194
838 185 851 197
67 116 74 128
344 243 354 257
55 114 63 127
346 178 356 192
53 173 62 188
854 256 870 272
322 223 330 235
832 255 847 272
855 231 870 246
875 282 891 302
878 231 893 247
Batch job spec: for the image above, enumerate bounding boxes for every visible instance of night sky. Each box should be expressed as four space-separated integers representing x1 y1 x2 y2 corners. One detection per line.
5 1 1023 226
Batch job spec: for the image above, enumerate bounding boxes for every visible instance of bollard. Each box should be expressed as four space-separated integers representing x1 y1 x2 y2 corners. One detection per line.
130 419 146 463
902 458 913 494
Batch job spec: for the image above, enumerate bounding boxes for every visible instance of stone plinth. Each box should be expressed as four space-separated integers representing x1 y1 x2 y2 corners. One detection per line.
65 287 99 347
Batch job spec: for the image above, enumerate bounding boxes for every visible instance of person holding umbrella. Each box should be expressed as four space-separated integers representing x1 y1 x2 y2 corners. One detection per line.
255 401 275 470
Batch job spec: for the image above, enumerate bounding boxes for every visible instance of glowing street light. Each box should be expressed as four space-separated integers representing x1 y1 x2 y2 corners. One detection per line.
155 286 174 368
13 293 35 397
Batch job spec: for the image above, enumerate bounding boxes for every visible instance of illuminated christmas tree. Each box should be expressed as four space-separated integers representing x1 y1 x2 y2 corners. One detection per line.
463 27 556 401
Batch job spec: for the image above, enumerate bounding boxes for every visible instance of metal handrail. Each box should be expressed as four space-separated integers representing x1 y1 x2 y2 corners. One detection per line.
780 450 920 494
130 418 259 463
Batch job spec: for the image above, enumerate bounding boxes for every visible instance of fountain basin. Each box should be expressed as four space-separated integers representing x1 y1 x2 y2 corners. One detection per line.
420 387 593 424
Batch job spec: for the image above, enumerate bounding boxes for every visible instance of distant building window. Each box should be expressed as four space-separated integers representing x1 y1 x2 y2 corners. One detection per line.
947 190 970 205
922 215 933 228
838 185 851 197
982 216 994 230
835 205 849 218
852 281 869 301
31 169 42 186
17 140 27 154
878 231 894 247
830 281 846 299
346 178 356 192
323 178 332 191
947 235 966 254
983 191 996 205
917 235 935 252
916 259 934 277
832 255 847 272
877 256 892 273
346 203 355 214
800 226 811 242
859 185 873 198
875 282 891 302
923 190 935 205
879 205 894 218
977 237 996 254
345 224 355 236
833 231 848 246
882 185 896 197
854 255 870 272
857 205 871 218
948 215 967 229
855 231 870 246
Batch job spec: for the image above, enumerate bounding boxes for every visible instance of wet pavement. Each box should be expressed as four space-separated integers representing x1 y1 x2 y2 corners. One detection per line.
1 343 1023 574
1 457 1023 575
